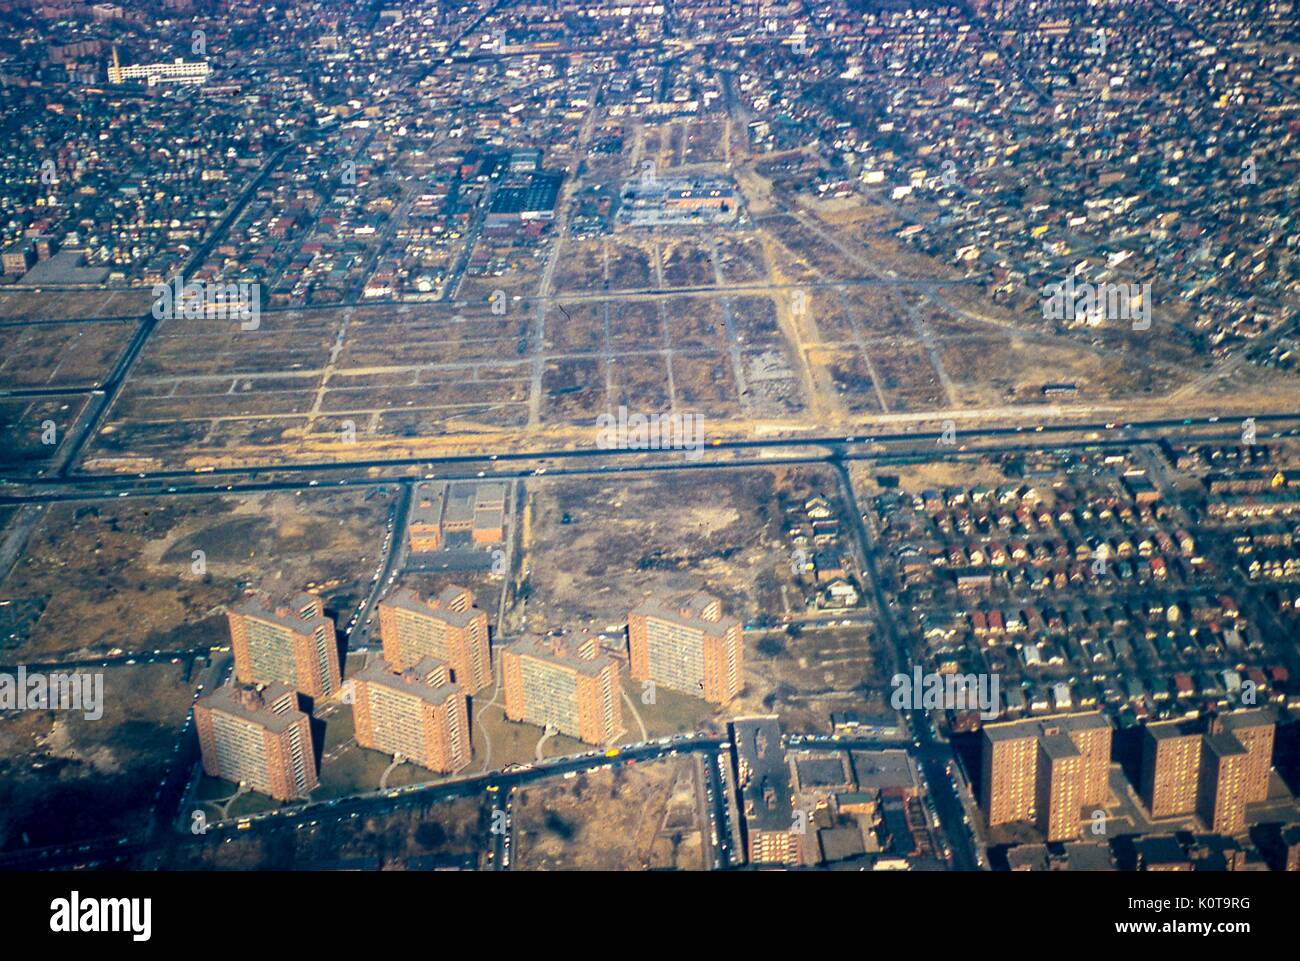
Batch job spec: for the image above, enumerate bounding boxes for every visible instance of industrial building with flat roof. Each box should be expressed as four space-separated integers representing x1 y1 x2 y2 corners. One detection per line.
730 715 803 866
485 171 562 227
408 481 506 552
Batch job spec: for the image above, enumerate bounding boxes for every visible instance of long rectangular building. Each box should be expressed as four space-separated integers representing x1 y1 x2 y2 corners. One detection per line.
731 716 803 866
379 586 492 694
352 656 471 774
195 683 316 801
108 48 209 85
227 592 340 701
628 591 743 703
501 633 623 745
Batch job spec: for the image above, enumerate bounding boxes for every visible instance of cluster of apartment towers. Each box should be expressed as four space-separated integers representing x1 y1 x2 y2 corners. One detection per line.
981 708 1276 841
194 585 744 802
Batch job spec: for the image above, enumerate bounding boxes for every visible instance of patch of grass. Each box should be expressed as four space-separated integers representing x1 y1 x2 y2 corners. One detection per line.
624 678 717 740
315 744 390 800
226 790 282 818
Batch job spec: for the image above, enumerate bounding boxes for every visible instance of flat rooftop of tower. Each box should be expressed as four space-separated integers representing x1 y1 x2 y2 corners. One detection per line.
381 586 482 628
229 591 329 633
503 632 616 677
1039 731 1082 761
983 711 1111 743
1145 718 1203 741
1204 730 1249 758
631 590 741 635
198 682 304 733
357 655 459 706
1216 708 1275 734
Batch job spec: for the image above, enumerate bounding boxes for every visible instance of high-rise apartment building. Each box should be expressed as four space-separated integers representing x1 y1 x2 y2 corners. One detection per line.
1035 731 1087 843
1198 730 1251 835
194 683 316 801
1216 710 1275 805
378 586 491 694
1141 710 1274 835
501 633 623 745
1141 719 1204 818
351 655 471 774
980 712 1112 842
628 591 743 703
227 592 340 701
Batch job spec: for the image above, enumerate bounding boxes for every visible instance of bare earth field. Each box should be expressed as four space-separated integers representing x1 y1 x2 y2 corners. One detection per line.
0 288 152 322
0 320 134 388
0 487 396 661
736 626 886 735
0 661 193 852
506 467 837 634
0 395 89 473
512 754 709 870
36 201 1287 474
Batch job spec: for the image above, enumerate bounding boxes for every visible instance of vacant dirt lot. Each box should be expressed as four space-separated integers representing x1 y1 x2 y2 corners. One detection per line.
512 755 708 870
0 487 396 660
508 467 837 634
0 661 193 852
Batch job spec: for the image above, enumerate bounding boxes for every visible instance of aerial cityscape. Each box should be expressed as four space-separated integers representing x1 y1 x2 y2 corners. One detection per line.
0 0 1297 917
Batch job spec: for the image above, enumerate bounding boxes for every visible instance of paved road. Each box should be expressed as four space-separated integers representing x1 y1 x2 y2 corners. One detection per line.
7 410 1299 495
833 458 980 870
346 481 412 648
4 415 1299 513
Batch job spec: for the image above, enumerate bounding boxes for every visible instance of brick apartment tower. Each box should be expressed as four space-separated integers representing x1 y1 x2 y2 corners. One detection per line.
194 683 317 801
1141 719 1204 818
1198 730 1251 835
501 633 623 745
227 592 340 700
351 655 471 774
1035 732 1087 842
378 586 492 695
1141 710 1274 834
980 712 1111 842
1217 710 1276 806
628 590 743 703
